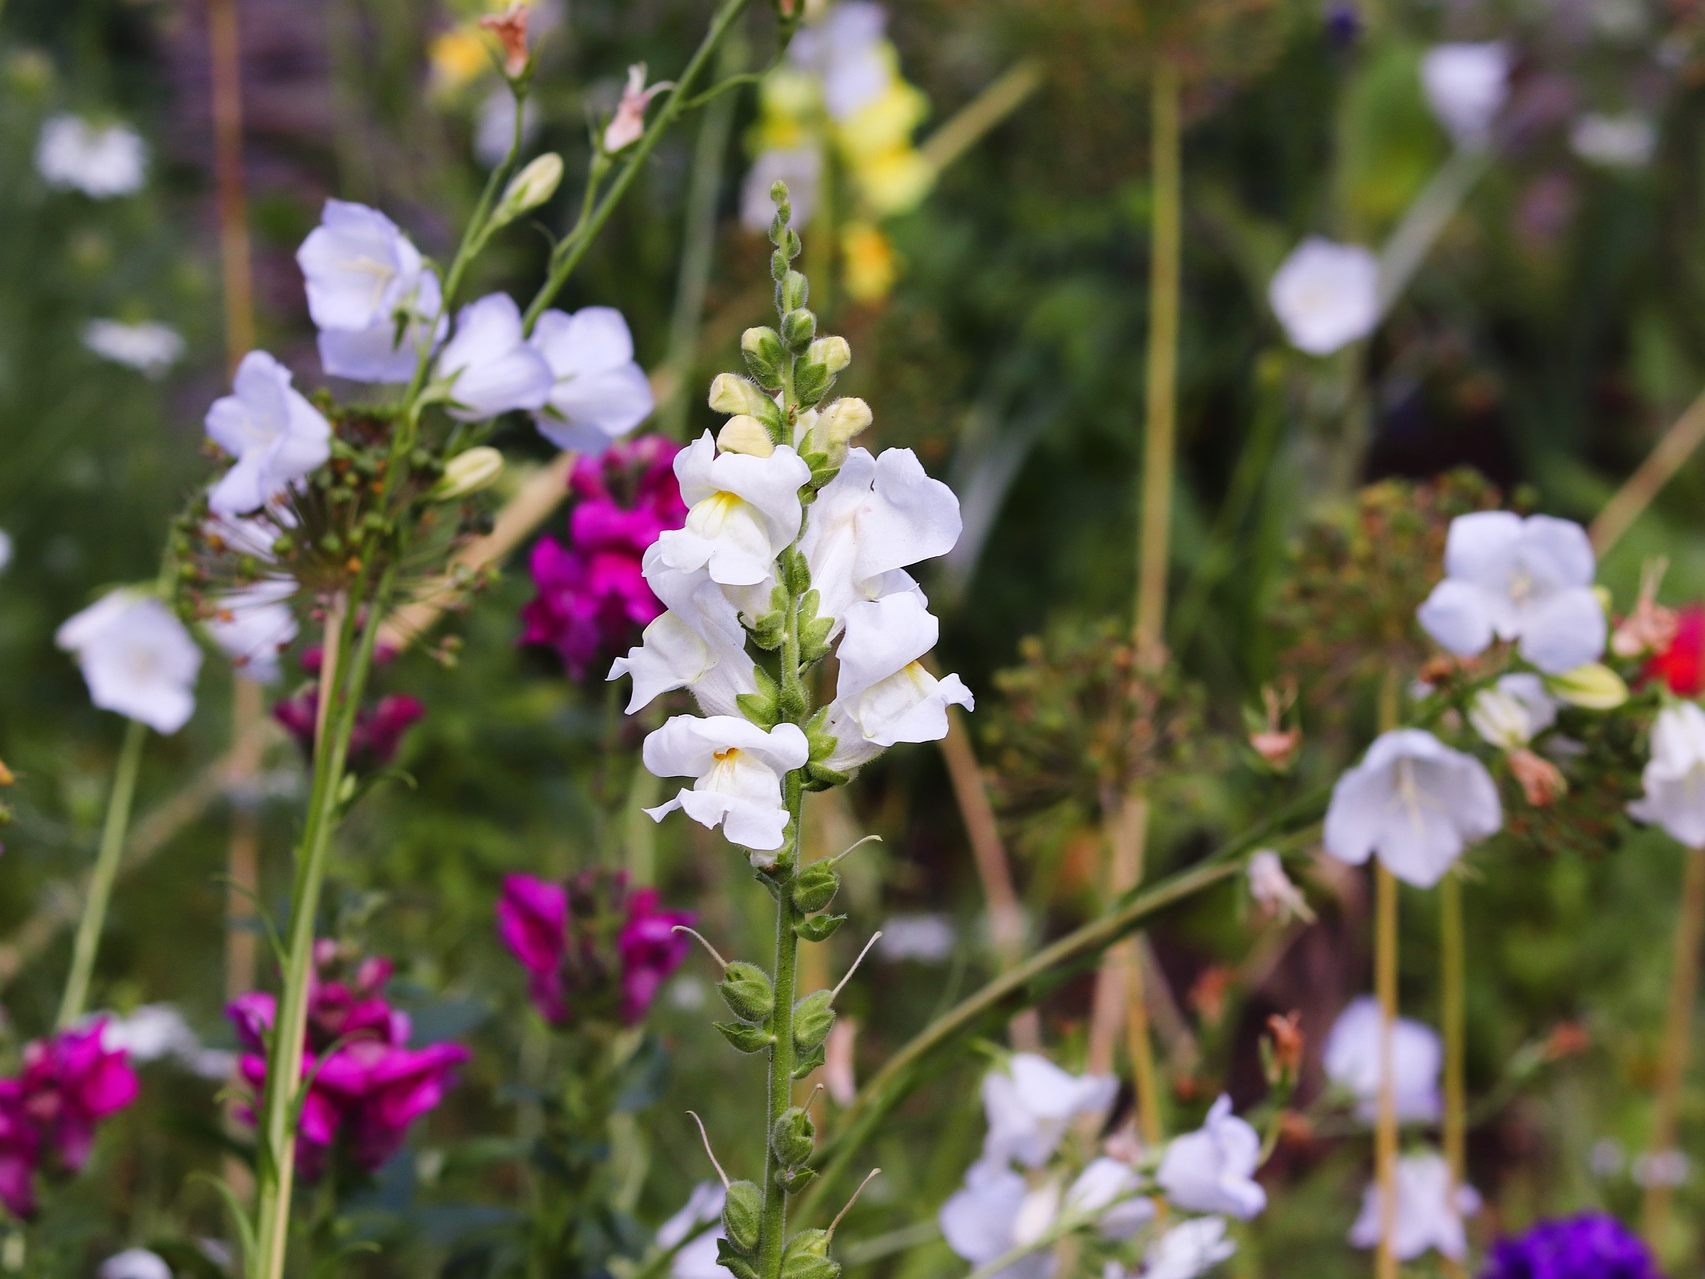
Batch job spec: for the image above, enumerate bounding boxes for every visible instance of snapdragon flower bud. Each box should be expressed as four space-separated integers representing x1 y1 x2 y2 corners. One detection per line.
741 326 787 389
708 372 773 419
1544 663 1629 710
806 398 873 465
805 336 851 377
717 415 776 457
433 446 504 500
494 153 563 226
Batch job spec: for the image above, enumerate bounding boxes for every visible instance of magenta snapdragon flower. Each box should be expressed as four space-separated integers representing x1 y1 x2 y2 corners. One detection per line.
497 870 692 1027
273 646 425 772
0 1021 139 1217
1482 1214 1664 1279
520 435 685 679
227 944 468 1180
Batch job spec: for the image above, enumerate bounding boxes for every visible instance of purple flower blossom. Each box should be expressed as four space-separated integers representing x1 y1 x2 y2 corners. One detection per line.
1482 1214 1664 1279
273 646 425 772
520 435 685 679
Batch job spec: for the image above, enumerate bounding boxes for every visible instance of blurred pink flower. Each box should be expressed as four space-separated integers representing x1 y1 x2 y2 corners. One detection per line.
273 646 425 771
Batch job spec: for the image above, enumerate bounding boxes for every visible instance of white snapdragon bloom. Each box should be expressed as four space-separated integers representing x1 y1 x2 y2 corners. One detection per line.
657 433 811 588
36 115 146 197
318 270 445 385
1468 673 1558 751
799 447 962 629
1417 512 1606 673
297 200 429 333
97 1250 172 1279
1422 43 1509 148
82 320 185 378
1156 1095 1267 1220
436 293 554 421
820 591 972 772
1141 1217 1236 1279
1267 238 1381 356
980 1053 1117 1170
1628 702 1705 845
609 548 758 716
938 1165 1059 1279
1323 996 1443 1124
1349 1150 1479 1261
528 307 655 452
657 1182 731 1279
1324 729 1501 888
57 591 202 734
787 1 889 121
642 715 810 854
203 580 297 684
203 352 333 516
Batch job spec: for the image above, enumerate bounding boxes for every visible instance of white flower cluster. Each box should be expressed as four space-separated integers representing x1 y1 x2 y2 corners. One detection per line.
939 1054 1264 1279
35 114 146 198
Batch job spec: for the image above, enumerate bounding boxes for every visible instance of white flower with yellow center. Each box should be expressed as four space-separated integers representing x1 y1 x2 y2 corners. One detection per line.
608 548 757 716
657 432 810 588
642 715 809 854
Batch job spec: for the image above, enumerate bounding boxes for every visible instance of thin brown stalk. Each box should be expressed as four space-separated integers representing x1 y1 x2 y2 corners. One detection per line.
1641 845 1705 1254
1591 386 1705 556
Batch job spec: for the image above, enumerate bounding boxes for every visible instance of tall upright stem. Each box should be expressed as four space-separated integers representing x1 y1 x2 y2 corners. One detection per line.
1374 865 1400 1279
1642 844 1705 1254
55 716 148 1029
759 778 804 1279
1439 872 1467 1279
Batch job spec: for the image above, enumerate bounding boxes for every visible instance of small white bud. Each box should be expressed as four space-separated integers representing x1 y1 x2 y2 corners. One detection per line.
805 335 851 376
495 153 563 221
434 446 504 500
1544 663 1629 711
717 415 776 457
707 372 773 419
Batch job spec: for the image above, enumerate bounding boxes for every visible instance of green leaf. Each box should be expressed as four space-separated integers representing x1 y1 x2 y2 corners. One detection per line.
794 912 846 943
715 1020 775 1054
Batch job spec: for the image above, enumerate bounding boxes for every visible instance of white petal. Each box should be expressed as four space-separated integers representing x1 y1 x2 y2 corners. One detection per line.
1416 579 1496 657
1516 586 1606 673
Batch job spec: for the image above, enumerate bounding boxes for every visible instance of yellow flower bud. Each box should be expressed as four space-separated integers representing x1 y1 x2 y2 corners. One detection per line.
817 397 872 447
708 372 772 418
717 415 776 457
1543 663 1629 711
805 335 851 377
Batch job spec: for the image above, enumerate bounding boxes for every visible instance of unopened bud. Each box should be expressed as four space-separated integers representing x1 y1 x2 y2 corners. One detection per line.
1544 662 1629 711
494 153 563 222
433 447 503 500
717 415 776 457
478 4 531 78
816 398 872 448
708 373 773 419
1509 748 1567 807
805 336 851 376
741 326 787 389
1263 1011 1304 1083
722 1180 764 1254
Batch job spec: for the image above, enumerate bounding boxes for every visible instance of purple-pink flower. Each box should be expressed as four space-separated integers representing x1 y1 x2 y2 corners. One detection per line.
227 943 468 1180
520 435 685 679
497 870 693 1027
0 1020 139 1217
273 646 425 772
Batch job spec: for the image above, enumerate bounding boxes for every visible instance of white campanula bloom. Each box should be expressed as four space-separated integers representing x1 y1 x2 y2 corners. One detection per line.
57 591 202 734
82 320 185 378
799 446 962 630
1570 112 1657 169
657 433 811 588
741 147 822 232
1063 1156 1155 1239
1324 729 1501 888
938 1164 1060 1279
1468 673 1558 751
204 352 333 516
609 547 758 716
820 591 972 772
1422 42 1509 148
528 306 655 452
981 1053 1117 1170
203 579 297 684
1141 1217 1236 1279
1267 238 1381 356
1323 996 1442 1125
1417 512 1605 674
1156 1095 1267 1220
1348 1150 1479 1261
657 1182 731 1279
97 1250 172 1279
1628 702 1705 846
297 200 429 333
787 1 889 121
36 115 146 197
318 270 445 385
642 715 810 855
436 293 554 421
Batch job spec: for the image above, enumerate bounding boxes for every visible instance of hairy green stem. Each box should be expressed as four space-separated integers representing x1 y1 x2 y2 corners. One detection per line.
759 779 804 1279
55 715 149 1030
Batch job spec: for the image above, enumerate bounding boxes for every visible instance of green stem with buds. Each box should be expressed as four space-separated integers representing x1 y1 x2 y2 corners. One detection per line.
759 780 805 1279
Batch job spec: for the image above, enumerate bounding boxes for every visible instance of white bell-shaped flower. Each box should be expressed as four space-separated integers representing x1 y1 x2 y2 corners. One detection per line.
820 592 972 772
1348 1150 1479 1261
980 1052 1117 1170
1468 673 1558 751
82 320 185 378
436 293 554 422
608 550 757 717
318 269 445 385
1323 996 1442 1124
642 715 809 854
57 590 202 734
97 1250 172 1279
938 1163 1060 1279
1628 702 1705 846
204 352 333 517
657 433 810 588
296 199 428 333
203 579 297 684
1323 729 1501 888
1267 237 1381 356
1062 1156 1155 1239
1141 1217 1236 1279
1422 43 1509 149
529 306 655 452
1155 1095 1267 1220
1417 511 1606 674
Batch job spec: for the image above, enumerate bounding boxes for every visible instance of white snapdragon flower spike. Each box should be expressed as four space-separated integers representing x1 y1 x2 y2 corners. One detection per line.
82 320 185 378
657 433 811 588
97 1250 172 1279
938 1165 1059 1279
1156 1095 1267 1220
437 293 554 421
609 548 758 716
1417 512 1606 673
1324 729 1501 888
1468 673 1558 751
821 591 972 772
643 716 810 854
657 1182 731 1279
1422 43 1509 148
799 446 962 629
980 1052 1117 1169
297 200 428 332
318 270 445 385
529 307 655 452
203 580 297 684
1268 238 1380 356
1628 702 1705 845
1323 996 1442 1124
1141 1217 1236 1279
1570 112 1657 169
204 352 334 516
787 1 889 121
57 591 202 734
1349 1150 1479 1261
36 115 146 197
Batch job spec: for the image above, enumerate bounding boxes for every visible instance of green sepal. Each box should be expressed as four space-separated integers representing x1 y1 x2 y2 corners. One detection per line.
791 1042 827 1079
770 1105 816 1167
800 615 834 665
717 1244 761 1279
778 270 809 314
751 612 786 651
793 362 830 408
790 862 841 913
804 761 851 791
737 666 782 728
715 1021 775 1054
719 961 775 1023
781 306 818 350
794 912 846 942
781 1229 840 1279
780 1164 818 1194
792 990 835 1051
742 326 788 390
781 549 812 596
723 1179 765 1254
